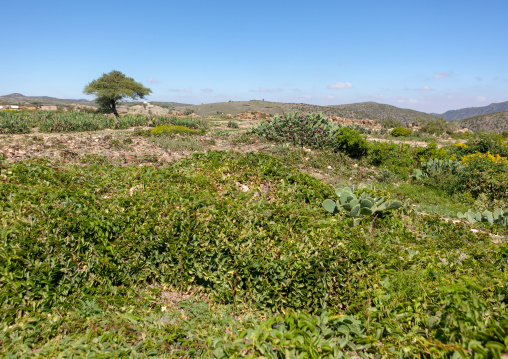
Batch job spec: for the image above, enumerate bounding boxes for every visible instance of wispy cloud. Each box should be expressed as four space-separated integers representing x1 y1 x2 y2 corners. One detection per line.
434 72 453 79
327 82 353 89
168 87 192 93
146 77 159 84
476 76 483 81
300 94 312 99
418 85 433 92
326 95 336 100
200 88 213 93
259 87 284 93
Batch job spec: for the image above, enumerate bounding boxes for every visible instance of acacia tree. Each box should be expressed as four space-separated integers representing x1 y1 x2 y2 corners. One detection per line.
83 70 151 117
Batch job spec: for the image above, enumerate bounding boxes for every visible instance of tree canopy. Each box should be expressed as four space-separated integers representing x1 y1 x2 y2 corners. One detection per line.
83 70 151 117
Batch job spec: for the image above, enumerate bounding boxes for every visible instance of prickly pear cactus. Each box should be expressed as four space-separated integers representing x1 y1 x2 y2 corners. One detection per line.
323 184 403 226
457 208 508 227
415 159 461 180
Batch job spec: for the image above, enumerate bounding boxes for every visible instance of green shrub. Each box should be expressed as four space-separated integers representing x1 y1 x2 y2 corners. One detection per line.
251 112 338 150
464 132 508 157
335 127 369 157
390 126 409 137
379 117 403 129
227 121 239 128
150 125 198 136
412 141 449 162
366 141 413 168
417 118 452 136
167 116 208 130
456 152 508 200
252 112 368 157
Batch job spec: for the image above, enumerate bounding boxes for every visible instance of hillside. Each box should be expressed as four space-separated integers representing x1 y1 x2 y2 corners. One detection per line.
435 100 508 121
457 110 508 133
171 100 434 124
0 93 92 105
329 102 435 125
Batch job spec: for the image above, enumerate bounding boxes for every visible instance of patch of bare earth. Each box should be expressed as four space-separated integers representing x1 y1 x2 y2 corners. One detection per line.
0 125 269 165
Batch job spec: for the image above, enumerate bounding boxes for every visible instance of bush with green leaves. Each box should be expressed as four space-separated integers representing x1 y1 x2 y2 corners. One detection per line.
0 113 32 134
251 112 368 157
365 141 414 179
3 151 508 356
390 126 410 137
452 132 508 158
378 116 403 129
335 126 369 157
456 152 508 200
251 112 338 150
150 125 198 136
417 117 453 136
227 121 239 128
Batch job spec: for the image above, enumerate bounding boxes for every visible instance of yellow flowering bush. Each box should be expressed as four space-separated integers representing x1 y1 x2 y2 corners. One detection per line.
455 140 468 149
461 151 508 167
150 125 198 136
457 151 508 199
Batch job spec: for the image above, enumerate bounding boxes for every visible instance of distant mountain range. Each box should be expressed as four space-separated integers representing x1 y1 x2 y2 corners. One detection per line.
432 101 508 121
2 93 508 133
0 93 92 105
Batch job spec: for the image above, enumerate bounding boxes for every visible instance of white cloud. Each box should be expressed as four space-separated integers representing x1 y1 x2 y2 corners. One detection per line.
408 99 418 104
326 95 336 100
397 99 405 103
418 85 433 92
300 94 311 99
475 96 487 102
327 82 353 89
168 87 192 93
200 88 213 93
434 72 452 79
259 87 284 93
146 77 158 84
373 94 384 99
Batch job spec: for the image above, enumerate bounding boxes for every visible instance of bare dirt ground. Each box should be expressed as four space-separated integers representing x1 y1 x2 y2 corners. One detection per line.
0 124 268 165
0 114 455 166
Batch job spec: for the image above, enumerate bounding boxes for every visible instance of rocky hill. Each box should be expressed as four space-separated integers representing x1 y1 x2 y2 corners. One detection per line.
329 102 435 126
0 93 92 105
434 101 508 121
457 110 508 133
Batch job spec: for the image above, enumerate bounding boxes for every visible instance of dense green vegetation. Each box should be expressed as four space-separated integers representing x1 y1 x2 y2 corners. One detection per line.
1 111 508 357
0 111 208 134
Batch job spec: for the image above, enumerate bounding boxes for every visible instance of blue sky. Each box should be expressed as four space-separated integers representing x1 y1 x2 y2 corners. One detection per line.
1 0 507 113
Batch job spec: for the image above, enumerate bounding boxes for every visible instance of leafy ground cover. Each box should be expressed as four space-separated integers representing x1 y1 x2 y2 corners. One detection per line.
0 111 208 134
1 111 508 357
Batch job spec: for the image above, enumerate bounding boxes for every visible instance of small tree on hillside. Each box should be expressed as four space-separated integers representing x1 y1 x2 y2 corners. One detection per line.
83 70 151 117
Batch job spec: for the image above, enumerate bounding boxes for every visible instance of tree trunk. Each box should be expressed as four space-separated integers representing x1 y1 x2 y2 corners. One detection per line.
111 99 119 118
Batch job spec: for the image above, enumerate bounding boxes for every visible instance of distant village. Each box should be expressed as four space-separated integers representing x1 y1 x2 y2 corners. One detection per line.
0 105 58 111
